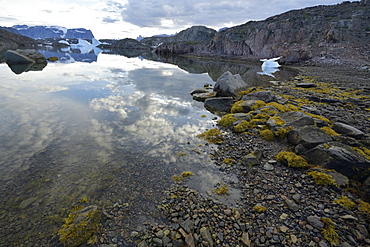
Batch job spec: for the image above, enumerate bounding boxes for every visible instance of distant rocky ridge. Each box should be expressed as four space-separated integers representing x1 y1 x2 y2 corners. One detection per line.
141 26 217 48
154 0 370 66
0 29 37 52
10 25 94 40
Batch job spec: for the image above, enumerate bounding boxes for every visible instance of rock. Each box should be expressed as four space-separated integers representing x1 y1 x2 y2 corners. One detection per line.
295 83 317 88
307 215 324 229
152 237 163 246
232 113 253 121
287 126 333 149
192 91 217 102
214 71 249 97
305 142 370 179
190 88 209 95
5 49 47 64
19 197 37 209
284 199 299 212
241 232 251 247
278 111 315 128
325 170 349 187
5 50 34 64
241 91 277 103
263 163 274 171
332 122 365 139
204 97 233 113
180 218 194 234
361 176 370 200
200 227 214 246
241 154 260 167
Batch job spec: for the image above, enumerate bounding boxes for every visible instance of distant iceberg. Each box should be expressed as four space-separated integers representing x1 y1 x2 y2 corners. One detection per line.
70 38 102 55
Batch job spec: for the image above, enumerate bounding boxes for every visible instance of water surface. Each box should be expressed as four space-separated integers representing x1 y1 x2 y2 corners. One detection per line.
0 49 296 245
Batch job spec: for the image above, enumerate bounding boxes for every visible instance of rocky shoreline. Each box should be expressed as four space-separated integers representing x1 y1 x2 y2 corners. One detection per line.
91 65 370 247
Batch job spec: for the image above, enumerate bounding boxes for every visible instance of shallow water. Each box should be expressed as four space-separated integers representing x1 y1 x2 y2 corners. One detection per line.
0 49 296 245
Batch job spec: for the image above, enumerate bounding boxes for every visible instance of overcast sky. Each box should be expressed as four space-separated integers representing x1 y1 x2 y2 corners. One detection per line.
1 0 344 39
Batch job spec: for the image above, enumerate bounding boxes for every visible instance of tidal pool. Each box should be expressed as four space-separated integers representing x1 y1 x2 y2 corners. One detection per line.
0 50 296 245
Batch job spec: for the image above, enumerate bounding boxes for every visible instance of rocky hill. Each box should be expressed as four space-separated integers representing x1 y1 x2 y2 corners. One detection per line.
0 29 37 51
11 25 94 40
156 0 370 66
142 26 216 47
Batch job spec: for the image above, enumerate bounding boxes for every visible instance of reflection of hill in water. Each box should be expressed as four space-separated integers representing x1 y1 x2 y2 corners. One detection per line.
142 53 298 86
37 47 98 63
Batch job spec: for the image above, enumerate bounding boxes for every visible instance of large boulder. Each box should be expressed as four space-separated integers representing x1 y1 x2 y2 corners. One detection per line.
305 141 370 180
332 122 365 139
5 49 47 64
278 111 315 128
204 97 233 113
214 71 249 97
241 91 277 103
287 126 333 149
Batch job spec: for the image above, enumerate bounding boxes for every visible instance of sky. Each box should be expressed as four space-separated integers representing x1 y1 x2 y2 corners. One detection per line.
1 0 344 39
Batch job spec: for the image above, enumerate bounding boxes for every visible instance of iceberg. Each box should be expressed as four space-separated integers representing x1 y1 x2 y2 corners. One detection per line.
258 57 281 78
70 38 102 55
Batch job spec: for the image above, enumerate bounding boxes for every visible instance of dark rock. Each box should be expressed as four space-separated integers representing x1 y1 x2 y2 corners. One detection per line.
204 97 233 113
325 170 349 187
332 122 365 139
295 83 317 88
307 216 324 229
278 111 315 128
305 142 370 179
361 176 370 200
180 218 194 234
287 126 333 149
333 135 360 147
5 49 47 64
192 91 217 102
200 227 214 246
232 113 253 121
284 199 299 212
241 91 276 103
214 71 249 97
241 154 260 167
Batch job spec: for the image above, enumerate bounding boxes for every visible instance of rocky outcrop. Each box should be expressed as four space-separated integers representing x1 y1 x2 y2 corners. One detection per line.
213 71 249 97
0 29 37 51
142 26 216 48
152 2 370 65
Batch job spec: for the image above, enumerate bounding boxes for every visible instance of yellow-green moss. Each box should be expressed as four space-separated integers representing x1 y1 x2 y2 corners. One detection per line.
223 158 235 165
212 184 229 195
234 120 253 133
358 200 370 219
80 197 89 204
260 129 275 141
269 116 285 126
266 102 290 113
307 171 337 187
230 100 245 113
275 151 309 168
254 112 271 120
58 205 100 247
333 196 356 209
197 129 224 144
251 100 266 110
351 147 370 160
48 56 59 62
172 171 194 182
237 87 264 97
303 112 331 124
321 127 340 136
218 114 237 127
253 205 267 213
201 115 207 118
320 217 339 245
274 128 288 139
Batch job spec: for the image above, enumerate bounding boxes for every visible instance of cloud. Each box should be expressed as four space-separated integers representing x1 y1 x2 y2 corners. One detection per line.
121 0 343 29
102 17 120 23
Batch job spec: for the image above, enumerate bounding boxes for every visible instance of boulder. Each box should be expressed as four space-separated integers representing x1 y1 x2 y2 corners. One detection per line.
287 126 333 149
214 71 249 97
5 49 47 64
204 97 233 113
192 91 217 102
332 122 365 139
241 91 277 103
278 111 315 128
305 142 370 180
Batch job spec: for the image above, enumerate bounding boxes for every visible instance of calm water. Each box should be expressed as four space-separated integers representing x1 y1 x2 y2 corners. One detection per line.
0 48 296 245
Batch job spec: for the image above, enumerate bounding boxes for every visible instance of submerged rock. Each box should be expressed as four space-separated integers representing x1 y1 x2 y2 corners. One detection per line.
5 49 47 64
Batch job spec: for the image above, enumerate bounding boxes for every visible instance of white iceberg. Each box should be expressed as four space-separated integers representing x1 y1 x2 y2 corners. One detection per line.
70 38 102 55
258 57 281 78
